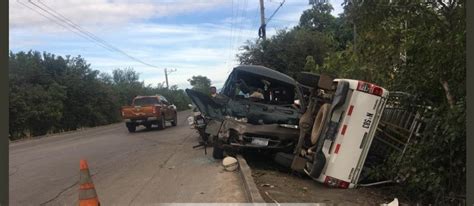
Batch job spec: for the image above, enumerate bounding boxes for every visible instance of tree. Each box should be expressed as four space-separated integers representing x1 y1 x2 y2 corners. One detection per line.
237 2 353 77
188 75 211 94
237 0 466 203
333 0 466 203
299 2 336 33
238 28 335 77
9 51 192 140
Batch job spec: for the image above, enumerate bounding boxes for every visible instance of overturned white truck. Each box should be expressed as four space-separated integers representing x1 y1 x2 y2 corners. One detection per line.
186 65 389 188
279 73 389 188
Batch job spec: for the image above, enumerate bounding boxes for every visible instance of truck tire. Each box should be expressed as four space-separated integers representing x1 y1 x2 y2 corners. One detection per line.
126 123 136 133
311 103 330 145
274 152 294 168
157 115 165 130
308 151 326 178
212 143 224 159
171 114 177 126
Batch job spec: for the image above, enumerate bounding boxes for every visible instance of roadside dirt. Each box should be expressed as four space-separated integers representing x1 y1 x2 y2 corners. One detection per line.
243 151 405 205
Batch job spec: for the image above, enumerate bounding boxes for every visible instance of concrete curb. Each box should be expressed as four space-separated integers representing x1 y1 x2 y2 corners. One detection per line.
236 155 266 203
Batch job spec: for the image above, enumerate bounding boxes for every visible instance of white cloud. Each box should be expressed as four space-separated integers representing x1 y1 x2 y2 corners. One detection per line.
9 0 322 90
9 0 227 31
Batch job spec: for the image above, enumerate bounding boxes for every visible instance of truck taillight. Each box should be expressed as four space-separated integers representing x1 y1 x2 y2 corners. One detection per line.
324 176 350 189
121 111 125 117
357 81 383 96
152 106 160 114
152 107 156 114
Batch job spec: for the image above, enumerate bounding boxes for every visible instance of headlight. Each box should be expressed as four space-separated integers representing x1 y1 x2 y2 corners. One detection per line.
234 117 248 123
225 116 248 123
279 124 299 129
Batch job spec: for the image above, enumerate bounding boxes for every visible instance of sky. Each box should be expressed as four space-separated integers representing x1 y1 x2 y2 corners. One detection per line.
9 0 345 89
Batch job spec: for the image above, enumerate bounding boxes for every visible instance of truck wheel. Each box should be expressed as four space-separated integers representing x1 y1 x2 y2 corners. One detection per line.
274 152 294 168
126 123 136 133
311 103 330 145
157 115 165 130
171 114 177 126
308 151 326 178
212 143 224 159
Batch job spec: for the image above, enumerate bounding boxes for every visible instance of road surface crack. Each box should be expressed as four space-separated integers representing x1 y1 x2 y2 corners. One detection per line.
39 181 78 206
39 173 98 206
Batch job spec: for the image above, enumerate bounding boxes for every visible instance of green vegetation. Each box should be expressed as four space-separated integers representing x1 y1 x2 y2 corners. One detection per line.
9 51 191 140
187 75 212 95
238 0 465 204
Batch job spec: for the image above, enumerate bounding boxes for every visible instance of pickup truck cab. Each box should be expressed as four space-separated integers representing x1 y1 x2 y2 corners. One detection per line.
121 95 178 132
186 65 305 159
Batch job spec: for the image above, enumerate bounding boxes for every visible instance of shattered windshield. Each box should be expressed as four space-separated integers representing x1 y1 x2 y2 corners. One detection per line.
223 70 297 106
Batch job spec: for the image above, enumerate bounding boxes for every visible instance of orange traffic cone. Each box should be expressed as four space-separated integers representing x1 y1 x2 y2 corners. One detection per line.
79 160 100 206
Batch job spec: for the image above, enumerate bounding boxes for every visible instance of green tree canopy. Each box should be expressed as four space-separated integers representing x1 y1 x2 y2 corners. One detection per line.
9 51 191 139
188 75 212 94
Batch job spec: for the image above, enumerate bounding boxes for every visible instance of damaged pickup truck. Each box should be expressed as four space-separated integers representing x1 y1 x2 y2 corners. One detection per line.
185 65 306 159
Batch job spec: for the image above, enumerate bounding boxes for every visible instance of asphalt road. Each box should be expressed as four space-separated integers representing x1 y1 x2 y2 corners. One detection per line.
9 111 246 205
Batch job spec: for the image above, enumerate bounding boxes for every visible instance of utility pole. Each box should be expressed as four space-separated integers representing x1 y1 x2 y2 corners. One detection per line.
258 0 266 40
164 68 177 89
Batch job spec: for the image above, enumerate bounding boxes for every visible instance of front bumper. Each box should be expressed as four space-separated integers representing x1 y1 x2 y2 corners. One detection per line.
208 118 299 150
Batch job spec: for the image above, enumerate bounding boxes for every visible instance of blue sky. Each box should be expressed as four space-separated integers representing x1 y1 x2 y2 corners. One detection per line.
10 0 344 89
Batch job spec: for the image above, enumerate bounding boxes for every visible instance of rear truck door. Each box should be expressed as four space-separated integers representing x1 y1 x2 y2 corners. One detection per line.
324 90 383 184
185 89 225 120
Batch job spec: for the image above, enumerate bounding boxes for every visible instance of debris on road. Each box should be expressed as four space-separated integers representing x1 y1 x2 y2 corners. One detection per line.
264 191 280 205
381 198 399 206
222 156 238 172
244 151 399 204
260 183 275 188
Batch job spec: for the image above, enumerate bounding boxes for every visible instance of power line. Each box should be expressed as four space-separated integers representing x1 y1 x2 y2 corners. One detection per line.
259 0 285 40
226 0 236 72
266 0 285 24
23 0 161 69
233 0 243 64
226 0 235 72
36 0 115 51
16 0 101 48
235 0 248 55
25 0 117 53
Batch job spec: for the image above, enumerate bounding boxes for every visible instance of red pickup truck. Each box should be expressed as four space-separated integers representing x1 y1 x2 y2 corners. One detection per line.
121 95 178 132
